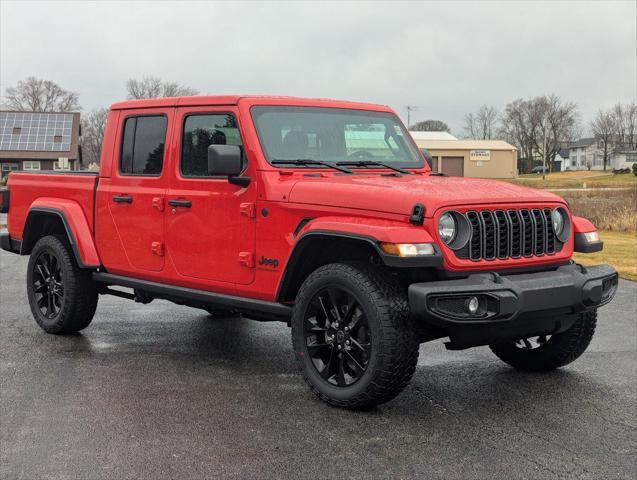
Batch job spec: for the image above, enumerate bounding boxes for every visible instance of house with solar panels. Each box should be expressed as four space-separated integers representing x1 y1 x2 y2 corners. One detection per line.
0 111 81 179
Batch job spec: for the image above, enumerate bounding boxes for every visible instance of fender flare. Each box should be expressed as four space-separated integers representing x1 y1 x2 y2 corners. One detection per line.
276 217 442 302
295 216 438 245
22 199 101 268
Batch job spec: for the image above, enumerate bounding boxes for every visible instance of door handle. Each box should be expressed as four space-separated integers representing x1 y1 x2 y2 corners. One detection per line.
168 199 192 208
112 195 133 204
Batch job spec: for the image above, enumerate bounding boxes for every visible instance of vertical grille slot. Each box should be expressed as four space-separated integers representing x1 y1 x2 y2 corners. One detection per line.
494 210 509 259
466 211 481 261
507 209 522 258
520 209 534 257
480 210 496 260
532 209 545 255
543 208 555 254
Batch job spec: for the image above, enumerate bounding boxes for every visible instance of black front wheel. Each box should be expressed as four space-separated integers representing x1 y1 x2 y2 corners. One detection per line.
490 310 597 371
292 262 419 409
27 235 98 334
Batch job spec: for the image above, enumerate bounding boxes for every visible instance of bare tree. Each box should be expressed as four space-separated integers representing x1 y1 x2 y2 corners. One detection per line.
80 108 108 166
499 99 538 170
2 77 80 112
611 102 637 149
500 95 578 173
463 105 498 139
590 109 615 170
541 95 579 166
409 120 450 132
126 76 198 99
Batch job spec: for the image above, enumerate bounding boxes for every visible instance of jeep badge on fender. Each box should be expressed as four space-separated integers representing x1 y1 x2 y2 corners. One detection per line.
258 256 279 268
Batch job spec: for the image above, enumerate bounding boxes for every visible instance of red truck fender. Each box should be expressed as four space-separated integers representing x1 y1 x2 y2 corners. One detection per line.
276 216 441 302
572 215 597 233
22 198 101 268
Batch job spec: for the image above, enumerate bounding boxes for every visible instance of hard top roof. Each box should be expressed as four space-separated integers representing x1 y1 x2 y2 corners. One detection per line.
109 95 392 112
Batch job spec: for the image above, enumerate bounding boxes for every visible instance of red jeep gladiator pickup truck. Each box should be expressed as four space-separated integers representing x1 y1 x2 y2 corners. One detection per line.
0 96 618 408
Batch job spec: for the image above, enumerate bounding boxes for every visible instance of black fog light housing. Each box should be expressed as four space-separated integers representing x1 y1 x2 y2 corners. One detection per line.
428 294 497 320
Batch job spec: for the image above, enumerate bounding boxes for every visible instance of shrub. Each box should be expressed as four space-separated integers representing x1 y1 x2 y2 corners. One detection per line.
633 163 637 176
562 188 637 232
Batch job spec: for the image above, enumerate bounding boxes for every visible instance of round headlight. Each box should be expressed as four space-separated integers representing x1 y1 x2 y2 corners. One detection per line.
438 212 456 244
552 208 564 237
552 207 571 242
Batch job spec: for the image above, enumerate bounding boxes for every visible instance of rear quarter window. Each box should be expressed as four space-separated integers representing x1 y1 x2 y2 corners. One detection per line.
120 115 167 175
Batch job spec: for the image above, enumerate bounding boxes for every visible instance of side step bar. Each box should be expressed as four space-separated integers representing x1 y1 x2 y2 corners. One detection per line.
93 272 292 319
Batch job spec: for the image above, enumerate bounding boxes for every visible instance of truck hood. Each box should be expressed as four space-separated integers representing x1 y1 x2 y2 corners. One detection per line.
287 174 564 217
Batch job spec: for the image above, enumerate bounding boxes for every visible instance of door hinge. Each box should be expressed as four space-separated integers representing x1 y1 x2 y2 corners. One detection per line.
151 241 164 256
240 202 256 218
238 251 255 268
152 197 165 212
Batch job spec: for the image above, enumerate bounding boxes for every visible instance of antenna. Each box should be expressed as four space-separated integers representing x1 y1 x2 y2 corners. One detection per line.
406 106 419 129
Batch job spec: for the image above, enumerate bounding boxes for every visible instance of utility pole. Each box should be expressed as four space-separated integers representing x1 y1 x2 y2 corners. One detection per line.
406 106 418 129
542 114 548 181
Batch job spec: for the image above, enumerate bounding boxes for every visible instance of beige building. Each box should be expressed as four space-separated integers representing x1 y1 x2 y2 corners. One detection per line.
411 136 518 178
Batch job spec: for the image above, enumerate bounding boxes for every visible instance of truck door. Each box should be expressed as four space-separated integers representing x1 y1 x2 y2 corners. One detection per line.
105 109 172 272
165 107 256 285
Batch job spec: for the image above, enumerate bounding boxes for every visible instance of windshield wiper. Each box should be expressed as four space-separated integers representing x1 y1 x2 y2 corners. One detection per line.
336 160 411 175
272 159 353 174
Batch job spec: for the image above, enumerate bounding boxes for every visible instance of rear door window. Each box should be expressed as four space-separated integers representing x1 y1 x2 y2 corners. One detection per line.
120 115 167 175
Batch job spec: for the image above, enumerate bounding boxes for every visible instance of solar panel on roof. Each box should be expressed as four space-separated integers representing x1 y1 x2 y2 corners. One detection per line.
0 112 73 152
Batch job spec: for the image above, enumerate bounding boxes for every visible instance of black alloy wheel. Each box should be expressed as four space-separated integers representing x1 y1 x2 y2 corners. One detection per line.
303 287 371 387
32 250 65 319
27 235 98 334
291 262 419 409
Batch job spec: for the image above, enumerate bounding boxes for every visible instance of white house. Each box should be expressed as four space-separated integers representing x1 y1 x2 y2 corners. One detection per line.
567 138 604 170
612 150 637 170
553 149 570 171
566 137 636 171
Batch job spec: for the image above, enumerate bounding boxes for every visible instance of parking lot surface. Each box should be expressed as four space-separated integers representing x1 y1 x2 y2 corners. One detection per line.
1 249 635 479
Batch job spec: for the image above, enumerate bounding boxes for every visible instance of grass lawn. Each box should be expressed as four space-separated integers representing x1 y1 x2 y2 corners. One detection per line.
573 230 637 281
506 172 637 189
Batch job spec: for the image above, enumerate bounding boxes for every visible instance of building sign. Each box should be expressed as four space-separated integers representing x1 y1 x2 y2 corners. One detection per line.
470 150 491 161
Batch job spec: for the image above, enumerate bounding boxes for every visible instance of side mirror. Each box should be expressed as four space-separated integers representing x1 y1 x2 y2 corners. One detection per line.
208 144 243 176
207 144 250 187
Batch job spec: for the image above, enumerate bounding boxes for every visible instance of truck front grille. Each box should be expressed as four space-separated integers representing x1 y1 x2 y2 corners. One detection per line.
455 208 562 261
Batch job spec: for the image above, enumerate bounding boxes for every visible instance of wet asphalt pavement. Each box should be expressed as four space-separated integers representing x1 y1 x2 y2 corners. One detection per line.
1 248 636 479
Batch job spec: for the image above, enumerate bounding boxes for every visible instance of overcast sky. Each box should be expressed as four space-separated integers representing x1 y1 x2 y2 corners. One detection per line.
1 0 635 134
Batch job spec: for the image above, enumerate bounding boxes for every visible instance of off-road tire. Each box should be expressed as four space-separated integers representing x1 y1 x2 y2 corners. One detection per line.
489 310 597 371
27 235 98 334
291 262 419 409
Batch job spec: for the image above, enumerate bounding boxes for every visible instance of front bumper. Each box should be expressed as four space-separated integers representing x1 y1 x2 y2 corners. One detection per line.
408 263 618 349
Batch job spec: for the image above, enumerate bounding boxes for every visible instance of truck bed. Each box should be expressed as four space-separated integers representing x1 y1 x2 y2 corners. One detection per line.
5 171 98 240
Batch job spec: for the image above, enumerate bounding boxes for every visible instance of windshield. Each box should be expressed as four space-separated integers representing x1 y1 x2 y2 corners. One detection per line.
251 106 424 169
